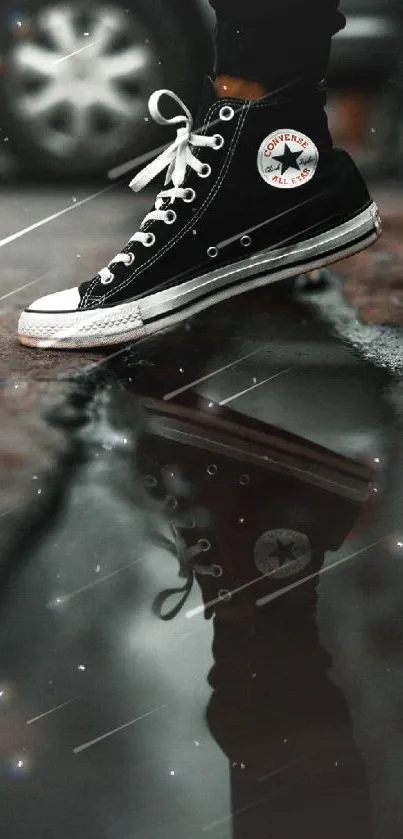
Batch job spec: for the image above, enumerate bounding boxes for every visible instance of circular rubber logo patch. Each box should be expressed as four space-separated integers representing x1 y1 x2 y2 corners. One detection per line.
257 130 319 189
254 529 313 580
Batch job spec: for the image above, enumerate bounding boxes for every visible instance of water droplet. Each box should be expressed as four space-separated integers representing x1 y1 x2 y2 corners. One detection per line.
72 197 77 203
78 664 86 672
239 474 250 485
95 564 101 573
37 489 42 495
374 457 380 463
179 367 184 373
170 770 176 776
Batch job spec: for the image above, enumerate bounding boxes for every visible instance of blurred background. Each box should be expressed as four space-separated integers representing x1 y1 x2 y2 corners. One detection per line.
0 0 402 180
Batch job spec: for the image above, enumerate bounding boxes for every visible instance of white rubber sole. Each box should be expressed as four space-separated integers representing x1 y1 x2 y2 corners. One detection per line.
18 202 381 350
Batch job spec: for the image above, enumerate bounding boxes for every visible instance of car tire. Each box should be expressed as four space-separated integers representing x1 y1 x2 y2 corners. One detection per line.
0 0 210 177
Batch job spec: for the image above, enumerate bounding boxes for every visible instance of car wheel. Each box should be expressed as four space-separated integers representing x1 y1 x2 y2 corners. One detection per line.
0 1 206 176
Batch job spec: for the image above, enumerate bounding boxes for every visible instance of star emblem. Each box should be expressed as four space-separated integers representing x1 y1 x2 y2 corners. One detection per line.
254 529 313 580
273 537 295 567
272 143 303 175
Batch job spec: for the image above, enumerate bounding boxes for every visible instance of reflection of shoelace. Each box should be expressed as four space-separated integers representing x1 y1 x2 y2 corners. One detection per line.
153 526 224 621
99 89 223 286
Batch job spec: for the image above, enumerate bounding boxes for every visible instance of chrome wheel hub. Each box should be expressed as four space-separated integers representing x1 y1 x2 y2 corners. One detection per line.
6 2 162 163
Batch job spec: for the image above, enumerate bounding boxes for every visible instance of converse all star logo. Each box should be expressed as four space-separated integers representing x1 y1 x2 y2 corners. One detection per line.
254 528 313 580
257 129 319 189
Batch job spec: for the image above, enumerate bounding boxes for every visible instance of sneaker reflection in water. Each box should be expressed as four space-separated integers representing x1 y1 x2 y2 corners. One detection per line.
137 393 373 839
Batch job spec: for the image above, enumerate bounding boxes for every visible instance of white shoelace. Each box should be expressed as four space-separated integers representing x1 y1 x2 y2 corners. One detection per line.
99 89 224 285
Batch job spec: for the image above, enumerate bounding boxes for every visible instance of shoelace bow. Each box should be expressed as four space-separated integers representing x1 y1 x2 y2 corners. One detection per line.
99 89 220 285
152 526 222 621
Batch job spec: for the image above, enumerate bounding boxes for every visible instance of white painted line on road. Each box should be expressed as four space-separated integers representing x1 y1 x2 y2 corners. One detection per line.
0 186 113 250
218 366 294 406
47 556 146 608
0 274 50 303
73 703 168 754
256 537 385 608
27 699 75 725
163 345 270 401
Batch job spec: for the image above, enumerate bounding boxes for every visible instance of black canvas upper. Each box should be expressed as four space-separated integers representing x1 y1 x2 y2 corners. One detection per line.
78 80 371 312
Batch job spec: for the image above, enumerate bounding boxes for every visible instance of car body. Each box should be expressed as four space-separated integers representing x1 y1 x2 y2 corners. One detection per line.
0 0 401 176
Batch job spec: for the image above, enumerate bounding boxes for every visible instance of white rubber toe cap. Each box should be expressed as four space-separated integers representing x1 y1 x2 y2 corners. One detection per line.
28 287 81 312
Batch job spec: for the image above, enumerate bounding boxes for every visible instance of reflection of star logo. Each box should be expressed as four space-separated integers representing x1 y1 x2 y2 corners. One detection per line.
273 537 295 567
273 143 302 175
254 529 313 580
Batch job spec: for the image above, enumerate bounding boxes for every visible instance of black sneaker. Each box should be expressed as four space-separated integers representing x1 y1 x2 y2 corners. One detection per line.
18 79 382 349
136 393 373 621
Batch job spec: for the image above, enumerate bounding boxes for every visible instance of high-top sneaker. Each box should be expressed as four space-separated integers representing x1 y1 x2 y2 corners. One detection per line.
136 394 373 622
18 79 382 349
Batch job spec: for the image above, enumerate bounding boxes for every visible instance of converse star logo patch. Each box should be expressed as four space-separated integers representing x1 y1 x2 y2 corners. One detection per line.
257 130 319 189
254 528 313 580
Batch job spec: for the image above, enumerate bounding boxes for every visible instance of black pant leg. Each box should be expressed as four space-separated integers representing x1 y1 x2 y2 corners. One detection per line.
208 1 346 89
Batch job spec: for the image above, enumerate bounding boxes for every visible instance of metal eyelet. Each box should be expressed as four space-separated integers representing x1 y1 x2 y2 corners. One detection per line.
207 246 218 258
183 188 196 203
211 564 223 578
218 589 232 601
198 538 211 552
143 232 156 247
206 464 218 475
219 106 234 121
141 475 158 488
199 163 211 178
240 235 252 248
165 495 178 511
213 133 224 149
101 273 114 285
124 252 135 266
165 209 177 225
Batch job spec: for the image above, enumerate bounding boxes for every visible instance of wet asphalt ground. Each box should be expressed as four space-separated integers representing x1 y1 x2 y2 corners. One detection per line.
2 177 403 838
